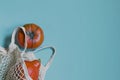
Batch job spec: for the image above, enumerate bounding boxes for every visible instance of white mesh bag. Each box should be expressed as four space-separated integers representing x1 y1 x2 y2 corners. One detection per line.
5 26 31 80
0 46 13 80
0 27 27 80
5 26 56 80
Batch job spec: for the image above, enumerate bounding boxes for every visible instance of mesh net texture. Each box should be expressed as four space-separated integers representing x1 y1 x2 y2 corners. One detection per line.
5 62 27 80
5 52 34 80
0 48 19 80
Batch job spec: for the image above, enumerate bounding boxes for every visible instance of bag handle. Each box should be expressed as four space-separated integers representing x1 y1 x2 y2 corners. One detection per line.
34 46 56 70
9 27 27 54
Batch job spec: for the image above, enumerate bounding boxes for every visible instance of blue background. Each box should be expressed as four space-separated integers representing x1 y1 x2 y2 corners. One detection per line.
0 0 120 80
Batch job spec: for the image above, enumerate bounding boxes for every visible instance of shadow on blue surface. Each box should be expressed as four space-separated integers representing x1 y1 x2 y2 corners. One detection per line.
3 35 11 48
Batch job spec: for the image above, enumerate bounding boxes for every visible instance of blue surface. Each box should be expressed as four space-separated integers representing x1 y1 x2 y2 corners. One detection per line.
0 0 120 80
